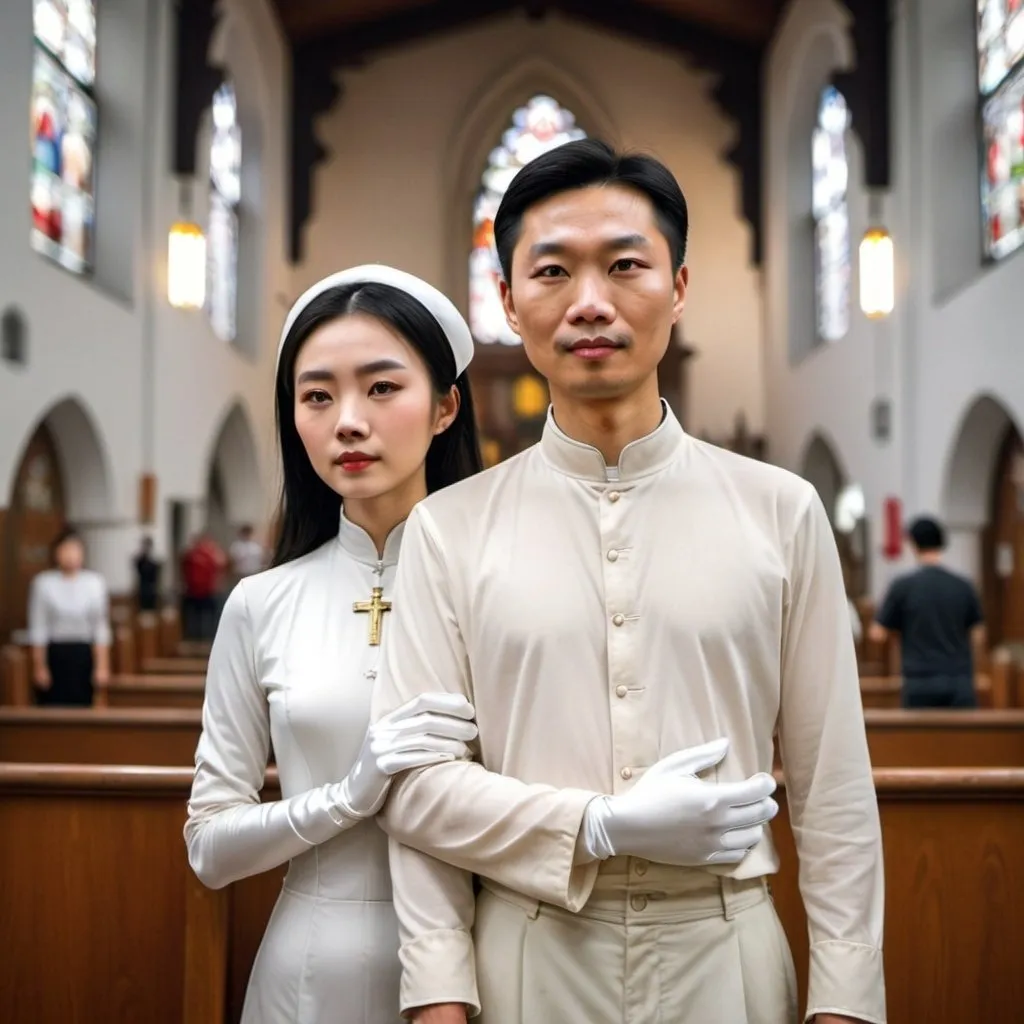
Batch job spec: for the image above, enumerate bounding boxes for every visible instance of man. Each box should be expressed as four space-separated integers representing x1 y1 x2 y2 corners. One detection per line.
373 139 884 1024
133 536 162 612
869 515 984 708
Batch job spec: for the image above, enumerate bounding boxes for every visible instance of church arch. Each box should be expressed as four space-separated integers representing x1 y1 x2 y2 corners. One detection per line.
942 393 1024 645
800 430 848 521
799 428 868 596
2 396 115 640
942 393 1022 529
202 399 264 544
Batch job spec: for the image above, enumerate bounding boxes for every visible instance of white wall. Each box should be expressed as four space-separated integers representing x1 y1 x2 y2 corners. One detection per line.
299 11 765 440
763 0 1024 595
0 0 287 594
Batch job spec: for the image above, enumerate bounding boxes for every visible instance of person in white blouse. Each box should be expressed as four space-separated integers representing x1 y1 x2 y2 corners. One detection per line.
29 525 111 706
184 266 484 1024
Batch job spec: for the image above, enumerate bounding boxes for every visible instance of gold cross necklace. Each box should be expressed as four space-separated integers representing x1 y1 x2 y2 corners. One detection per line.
353 559 391 646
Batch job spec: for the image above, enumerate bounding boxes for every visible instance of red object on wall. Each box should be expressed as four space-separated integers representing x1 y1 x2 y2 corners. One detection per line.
882 497 902 560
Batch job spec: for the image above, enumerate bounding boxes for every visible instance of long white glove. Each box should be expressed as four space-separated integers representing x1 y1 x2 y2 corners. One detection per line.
186 692 477 888
580 738 778 867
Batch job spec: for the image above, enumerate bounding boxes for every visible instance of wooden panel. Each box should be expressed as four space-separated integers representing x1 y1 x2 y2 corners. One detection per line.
770 770 1024 1024
861 674 994 709
0 644 31 706
101 674 205 710
141 656 208 676
0 707 204 765
2 765 1022 1023
0 767 192 1023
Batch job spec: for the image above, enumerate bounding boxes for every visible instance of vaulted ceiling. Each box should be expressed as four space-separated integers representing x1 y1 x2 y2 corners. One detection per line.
269 0 787 46
174 0 887 267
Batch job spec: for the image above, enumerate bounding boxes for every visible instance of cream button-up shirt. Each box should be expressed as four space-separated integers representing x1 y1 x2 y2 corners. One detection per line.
374 403 885 1022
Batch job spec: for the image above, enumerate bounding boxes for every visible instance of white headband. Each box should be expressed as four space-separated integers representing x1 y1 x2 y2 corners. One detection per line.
277 264 475 377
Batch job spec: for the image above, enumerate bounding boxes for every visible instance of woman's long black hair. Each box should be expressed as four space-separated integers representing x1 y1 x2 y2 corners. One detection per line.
271 282 483 567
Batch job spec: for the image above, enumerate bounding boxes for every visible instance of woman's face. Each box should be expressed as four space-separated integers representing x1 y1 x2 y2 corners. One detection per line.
54 537 85 572
292 312 458 507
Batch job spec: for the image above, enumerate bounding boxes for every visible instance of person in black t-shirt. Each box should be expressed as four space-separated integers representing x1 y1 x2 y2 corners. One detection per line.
869 516 985 708
133 536 162 612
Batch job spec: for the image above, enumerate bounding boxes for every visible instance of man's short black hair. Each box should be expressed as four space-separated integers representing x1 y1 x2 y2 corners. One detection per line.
493 138 689 282
907 516 946 552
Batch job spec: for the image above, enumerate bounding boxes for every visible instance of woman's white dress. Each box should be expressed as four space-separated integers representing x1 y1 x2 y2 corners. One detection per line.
186 512 406 1023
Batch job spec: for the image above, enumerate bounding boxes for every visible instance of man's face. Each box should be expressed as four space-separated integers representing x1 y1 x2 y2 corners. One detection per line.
501 184 687 403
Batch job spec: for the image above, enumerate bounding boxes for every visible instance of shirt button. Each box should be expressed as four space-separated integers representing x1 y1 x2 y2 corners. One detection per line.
615 685 628 698
606 549 619 562
612 613 625 626
634 859 649 876
620 767 633 780
365 669 377 680
630 895 648 911
608 491 621 503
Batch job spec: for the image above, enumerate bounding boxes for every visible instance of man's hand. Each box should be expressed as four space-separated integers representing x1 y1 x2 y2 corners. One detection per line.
411 1003 468 1023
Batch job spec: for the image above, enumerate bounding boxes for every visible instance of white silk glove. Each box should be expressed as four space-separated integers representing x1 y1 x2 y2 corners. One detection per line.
186 691 478 889
336 691 478 819
580 738 778 866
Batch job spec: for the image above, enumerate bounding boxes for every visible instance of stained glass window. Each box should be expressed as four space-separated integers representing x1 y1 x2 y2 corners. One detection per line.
979 2 1024 262
469 95 586 344
982 65 1024 260
207 82 241 343
31 0 97 275
812 86 851 343
978 0 1024 95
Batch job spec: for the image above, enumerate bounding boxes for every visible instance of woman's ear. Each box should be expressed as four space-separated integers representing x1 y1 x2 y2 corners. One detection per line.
434 384 461 435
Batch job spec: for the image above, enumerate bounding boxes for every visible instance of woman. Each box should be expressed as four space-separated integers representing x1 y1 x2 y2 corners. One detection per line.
28 526 111 706
185 266 483 1023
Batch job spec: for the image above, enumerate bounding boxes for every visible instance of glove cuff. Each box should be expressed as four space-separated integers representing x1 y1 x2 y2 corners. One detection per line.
581 795 616 861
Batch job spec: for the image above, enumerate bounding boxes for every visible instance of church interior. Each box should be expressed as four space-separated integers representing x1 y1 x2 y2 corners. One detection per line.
1 0 1023 1019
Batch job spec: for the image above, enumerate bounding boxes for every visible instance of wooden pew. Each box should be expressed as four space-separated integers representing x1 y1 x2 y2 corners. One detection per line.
772 768 1024 1023
0 764 283 1024
1 764 1021 1024
0 707 203 765
96 674 205 710
774 708 1024 768
140 656 208 676
159 606 183 657
112 625 137 676
863 708 1024 766
860 673 996 709
0 644 30 706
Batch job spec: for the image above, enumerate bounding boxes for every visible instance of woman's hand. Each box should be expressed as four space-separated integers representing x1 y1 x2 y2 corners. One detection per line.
337 692 478 818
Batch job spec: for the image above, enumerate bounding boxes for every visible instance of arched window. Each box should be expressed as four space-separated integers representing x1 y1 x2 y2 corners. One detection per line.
207 81 241 343
31 0 98 276
811 85 851 343
469 95 585 345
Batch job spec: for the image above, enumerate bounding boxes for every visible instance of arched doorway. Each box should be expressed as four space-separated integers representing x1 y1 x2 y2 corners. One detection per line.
202 401 264 549
1 424 66 643
985 425 1024 646
942 393 1024 647
800 432 869 598
1 397 114 643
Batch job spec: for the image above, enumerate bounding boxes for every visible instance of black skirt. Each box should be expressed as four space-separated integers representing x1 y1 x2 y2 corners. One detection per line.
39 641 94 707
